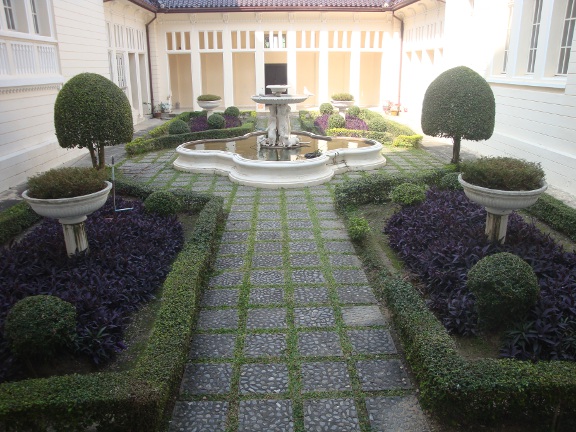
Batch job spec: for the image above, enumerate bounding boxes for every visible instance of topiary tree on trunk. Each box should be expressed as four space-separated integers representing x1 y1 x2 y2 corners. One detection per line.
54 73 133 169
421 66 495 164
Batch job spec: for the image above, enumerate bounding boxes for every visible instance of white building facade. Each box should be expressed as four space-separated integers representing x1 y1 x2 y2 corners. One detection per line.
1 0 575 197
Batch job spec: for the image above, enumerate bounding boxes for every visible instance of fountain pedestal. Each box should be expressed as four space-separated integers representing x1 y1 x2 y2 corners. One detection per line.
252 85 309 148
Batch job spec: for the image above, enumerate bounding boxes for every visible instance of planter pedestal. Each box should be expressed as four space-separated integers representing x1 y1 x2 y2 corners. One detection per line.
458 175 547 244
22 181 112 256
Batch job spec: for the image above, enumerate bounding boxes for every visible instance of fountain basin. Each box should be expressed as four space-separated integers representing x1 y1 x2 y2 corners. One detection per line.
173 131 386 189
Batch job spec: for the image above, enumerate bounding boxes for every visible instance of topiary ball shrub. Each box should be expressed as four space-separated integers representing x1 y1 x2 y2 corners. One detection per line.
367 117 387 132
5 295 77 360
467 252 540 331
224 106 240 117
54 73 133 170
207 113 226 130
439 172 463 191
319 103 334 115
460 157 545 191
328 114 346 129
347 105 361 117
390 183 427 206
26 167 108 199
144 191 181 216
168 119 190 135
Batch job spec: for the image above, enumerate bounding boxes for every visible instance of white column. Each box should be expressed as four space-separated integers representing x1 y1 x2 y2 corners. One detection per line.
255 30 265 109
222 29 234 106
349 31 361 102
287 30 297 107
318 30 329 103
134 54 143 119
190 30 203 110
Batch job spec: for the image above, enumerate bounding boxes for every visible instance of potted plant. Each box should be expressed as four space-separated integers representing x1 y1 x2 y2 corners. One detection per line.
197 94 222 114
390 103 401 116
22 167 112 256
458 157 547 243
153 104 162 118
331 92 354 114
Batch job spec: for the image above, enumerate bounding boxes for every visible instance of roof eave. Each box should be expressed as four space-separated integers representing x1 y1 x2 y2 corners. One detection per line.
160 6 392 13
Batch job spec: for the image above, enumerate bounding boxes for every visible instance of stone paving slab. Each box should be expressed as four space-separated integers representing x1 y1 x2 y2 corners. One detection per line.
169 400 228 432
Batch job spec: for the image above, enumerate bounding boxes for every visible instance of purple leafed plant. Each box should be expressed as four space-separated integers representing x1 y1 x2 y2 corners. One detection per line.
314 114 329 134
384 189 576 362
0 198 184 382
345 115 368 131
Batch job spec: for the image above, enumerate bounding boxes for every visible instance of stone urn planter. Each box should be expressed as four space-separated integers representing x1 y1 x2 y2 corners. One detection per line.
22 181 112 256
458 174 547 243
197 96 221 116
331 100 354 115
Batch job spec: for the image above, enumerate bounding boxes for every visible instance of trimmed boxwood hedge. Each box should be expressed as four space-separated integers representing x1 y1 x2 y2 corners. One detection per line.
0 201 41 245
338 170 576 429
125 111 256 156
525 193 576 242
0 180 223 431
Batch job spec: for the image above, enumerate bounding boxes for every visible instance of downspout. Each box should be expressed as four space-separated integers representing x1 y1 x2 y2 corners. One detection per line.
145 12 157 116
392 11 404 110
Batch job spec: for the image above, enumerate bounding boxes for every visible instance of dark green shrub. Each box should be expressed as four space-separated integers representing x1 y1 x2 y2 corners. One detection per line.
358 108 381 123
460 157 545 191
168 119 189 135
347 105 361 117
467 252 540 331
207 113 226 129
5 295 76 359
54 73 133 169
392 134 422 147
319 103 334 115
331 92 354 101
224 106 240 117
439 172 463 190
26 167 108 199
0 202 41 245
144 191 181 216
525 193 576 241
367 117 387 132
390 183 426 206
347 215 370 241
421 66 495 164
328 114 345 129
197 94 221 101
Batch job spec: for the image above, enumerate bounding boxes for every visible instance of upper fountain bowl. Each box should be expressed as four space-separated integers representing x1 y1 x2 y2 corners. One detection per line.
252 85 309 105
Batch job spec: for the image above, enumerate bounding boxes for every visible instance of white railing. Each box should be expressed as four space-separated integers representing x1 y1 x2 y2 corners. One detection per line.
0 38 60 78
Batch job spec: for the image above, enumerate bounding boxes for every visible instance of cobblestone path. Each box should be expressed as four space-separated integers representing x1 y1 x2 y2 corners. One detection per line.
118 144 446 432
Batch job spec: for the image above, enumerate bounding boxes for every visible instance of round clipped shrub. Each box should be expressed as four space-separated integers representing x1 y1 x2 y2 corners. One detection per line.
390 183 426 206
168 119 190 135
144 190 181 216
224 106 240 117
421 66 495 164
207 113 226 130
439 172 463 191
467 252 540 331
328 114 346 129
347 105 361 117
4 295 77 359
54 73 133 170
319 103 334 115
367 117 387 132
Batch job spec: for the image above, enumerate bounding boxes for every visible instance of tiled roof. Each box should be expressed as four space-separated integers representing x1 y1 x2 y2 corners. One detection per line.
160 0 403 9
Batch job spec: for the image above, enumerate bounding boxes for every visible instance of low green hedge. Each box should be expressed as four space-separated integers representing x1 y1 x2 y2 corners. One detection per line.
0 201 41 245
337 170 576 429
392 134 423 148
0 181 223 431
325 128 392 143
126 111 256 156
334 167 455 211
525 193 576 242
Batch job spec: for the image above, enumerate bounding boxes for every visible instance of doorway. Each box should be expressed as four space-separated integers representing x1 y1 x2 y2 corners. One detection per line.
265 63 288 94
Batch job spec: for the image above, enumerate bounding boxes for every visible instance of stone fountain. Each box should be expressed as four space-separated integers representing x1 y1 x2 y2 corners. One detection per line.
251 85 309 147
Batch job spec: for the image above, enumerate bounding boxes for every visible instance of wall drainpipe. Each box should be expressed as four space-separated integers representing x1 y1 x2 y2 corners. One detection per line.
392 11 404 110
145 12 157 116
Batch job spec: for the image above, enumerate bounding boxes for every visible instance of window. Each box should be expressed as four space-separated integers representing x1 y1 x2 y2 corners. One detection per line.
3 0 15 30
30 0 39 34
527 0 543 73
558 0 576 74
502 3 514 73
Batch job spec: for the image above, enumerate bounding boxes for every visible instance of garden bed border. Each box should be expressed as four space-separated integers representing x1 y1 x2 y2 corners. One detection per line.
337 170 576 429
0 179 224 431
